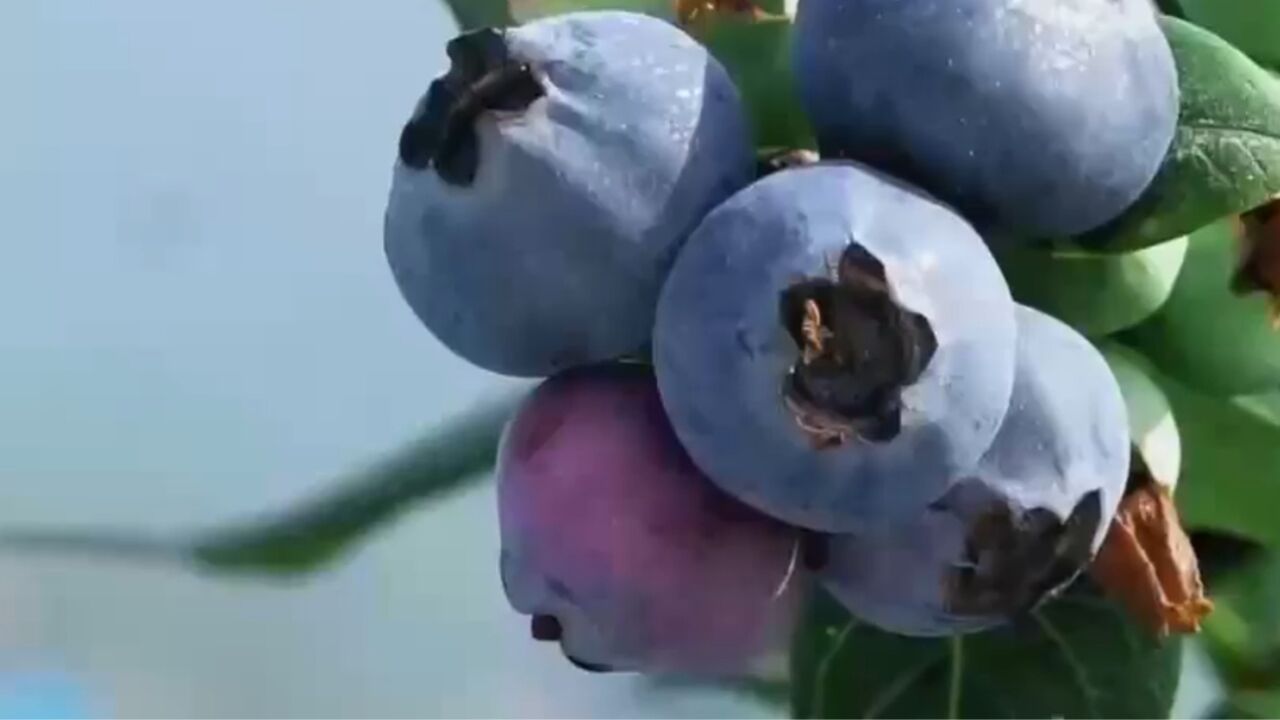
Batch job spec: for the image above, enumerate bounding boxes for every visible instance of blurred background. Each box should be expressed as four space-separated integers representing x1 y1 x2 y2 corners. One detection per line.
0 1 784 715
0 0 1230 716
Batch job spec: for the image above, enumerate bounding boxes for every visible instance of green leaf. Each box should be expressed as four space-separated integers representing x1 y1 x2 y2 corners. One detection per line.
1080 16 1280 251
441 0 514 30
791 586 1182 719
1141 369 1280 549
1121 218 1280 397
0 393 522 577
996 237 1188 338
1224 690 1280 719
1189 530 1265 590
1153 0 1186 19
1197 550 1280 719
1180 0 1280 71
692 15 814 151
1201 552 1280 676
1098 342 1182 488
754 0 788 16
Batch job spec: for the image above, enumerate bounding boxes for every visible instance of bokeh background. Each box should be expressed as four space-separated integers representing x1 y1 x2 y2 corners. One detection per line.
0 1 1224 716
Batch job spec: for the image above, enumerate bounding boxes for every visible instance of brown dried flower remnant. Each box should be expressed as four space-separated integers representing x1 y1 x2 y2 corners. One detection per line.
1231 198 1280 328
1090 470 1213 637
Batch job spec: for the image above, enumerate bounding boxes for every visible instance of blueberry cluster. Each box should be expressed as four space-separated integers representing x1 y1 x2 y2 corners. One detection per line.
384 2 1187 675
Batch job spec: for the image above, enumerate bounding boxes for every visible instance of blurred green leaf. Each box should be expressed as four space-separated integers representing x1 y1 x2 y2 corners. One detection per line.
1080 16 1280 251
194 392 520 574
754 0 787 16
0 392 522 577
1152 0 1186 19
441 0 514 29
1224 689 1280 719
1146 375 1280 549
1098 342 1183 487
1190 530 1266 591
1179 0 1280 71
692 15 814 151
1121 219 1280 397
996 237 1188 338
1199 551 1280 717
791 585 1182 719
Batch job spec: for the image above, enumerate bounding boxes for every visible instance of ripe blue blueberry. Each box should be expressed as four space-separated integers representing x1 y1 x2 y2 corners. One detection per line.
793 0 1178 237
653 162 1016 534
818 306 1131 637
497 363 803 675
385 11 753 376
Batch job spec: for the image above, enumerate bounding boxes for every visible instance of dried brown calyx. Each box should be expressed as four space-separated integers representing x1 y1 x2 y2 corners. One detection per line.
1089 453 1214 637
778 244 937 449
944 487 1103 618
1231 198 1280 327
398 29 544 186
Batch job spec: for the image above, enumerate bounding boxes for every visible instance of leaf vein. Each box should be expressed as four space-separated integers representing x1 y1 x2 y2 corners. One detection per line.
1034 609 1102 719
861 652 950 720
1181 122 1280 143
811 619 858 718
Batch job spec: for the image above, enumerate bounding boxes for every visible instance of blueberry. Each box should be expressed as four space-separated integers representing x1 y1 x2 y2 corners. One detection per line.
653 162 1016 533
385 12 754 376
818 306 1131 637
793 0 1178 237
497 363 803 675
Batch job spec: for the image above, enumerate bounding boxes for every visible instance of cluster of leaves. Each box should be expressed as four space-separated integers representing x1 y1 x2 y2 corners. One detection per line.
4 1 1280 718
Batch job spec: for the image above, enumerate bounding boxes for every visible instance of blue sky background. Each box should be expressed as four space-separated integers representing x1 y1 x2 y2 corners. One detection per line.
0 1 775 715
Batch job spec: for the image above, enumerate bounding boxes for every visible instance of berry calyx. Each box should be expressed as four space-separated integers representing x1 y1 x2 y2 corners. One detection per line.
398 29 544 185
778 243 937 448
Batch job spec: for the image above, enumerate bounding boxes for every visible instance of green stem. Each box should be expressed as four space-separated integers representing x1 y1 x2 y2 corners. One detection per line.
811 621 857 718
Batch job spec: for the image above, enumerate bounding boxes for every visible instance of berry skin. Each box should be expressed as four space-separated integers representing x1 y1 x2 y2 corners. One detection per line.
818 306 1131 637
653 162 1016 534
793 0 1178 237
385 11 754 377
497 363 803 675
